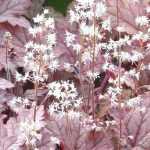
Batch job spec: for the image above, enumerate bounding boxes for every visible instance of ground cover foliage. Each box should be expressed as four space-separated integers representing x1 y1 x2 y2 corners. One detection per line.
0 0 150 150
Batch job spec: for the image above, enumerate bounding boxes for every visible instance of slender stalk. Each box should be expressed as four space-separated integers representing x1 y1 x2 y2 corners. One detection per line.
33 81 38 122
5 40 9 80
91 5 96 120
79 31 88 113
116 0 122 150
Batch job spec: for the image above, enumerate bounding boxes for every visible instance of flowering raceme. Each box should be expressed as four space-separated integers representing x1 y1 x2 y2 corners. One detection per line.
22 9 59 83
48 80 82 115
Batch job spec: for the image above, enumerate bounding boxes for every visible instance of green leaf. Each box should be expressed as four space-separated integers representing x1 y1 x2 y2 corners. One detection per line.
45 0 73 16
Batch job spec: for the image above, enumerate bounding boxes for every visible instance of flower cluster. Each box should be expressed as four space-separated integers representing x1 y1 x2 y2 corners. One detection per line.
20 9 59 83
18 119 43 148
48 80 82 115
8 97 31 112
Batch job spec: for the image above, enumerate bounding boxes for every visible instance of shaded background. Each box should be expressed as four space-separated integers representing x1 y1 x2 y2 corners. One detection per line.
45 0 73 15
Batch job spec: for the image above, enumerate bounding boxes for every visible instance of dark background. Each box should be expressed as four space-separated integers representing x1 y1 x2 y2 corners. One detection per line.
45 0 73 15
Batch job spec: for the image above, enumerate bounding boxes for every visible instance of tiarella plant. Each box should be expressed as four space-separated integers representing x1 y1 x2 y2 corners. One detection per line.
0 0 150 150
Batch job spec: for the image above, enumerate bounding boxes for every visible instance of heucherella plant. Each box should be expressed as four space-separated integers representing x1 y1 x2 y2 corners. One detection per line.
23 9 58 83
0 0 150 150
48 80 82 116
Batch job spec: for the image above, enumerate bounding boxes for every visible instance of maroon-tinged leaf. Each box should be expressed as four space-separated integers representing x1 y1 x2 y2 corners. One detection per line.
0 0 31 28
122 92 150 149
0 78 14 90
105 0 148 34
0 90 14 103
0 116 18 150
46 114 114 150
27 0 45 19
0 23 30 71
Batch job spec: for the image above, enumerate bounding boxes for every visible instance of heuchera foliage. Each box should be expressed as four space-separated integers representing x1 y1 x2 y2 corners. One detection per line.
0 0 150 150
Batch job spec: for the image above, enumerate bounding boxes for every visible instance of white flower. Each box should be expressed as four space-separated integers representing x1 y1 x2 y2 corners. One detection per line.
50 137 60 145
131 51 144 62
65 31 76 47
48 59 59 71
107 87 122 95
126 97 141 108
33 14 45 24
120 51 131 62
76 0 95 8
128 135 134 140
142 63 150 70
81 51 92 64
9 97 30 112
24 51 34 62
69 10 80 23
15 72 24 82
15 72 29 82
23 99 30 106
48 81 82 114
45 17 55 28
64 63 74 72
132 31 149 41
95 2 107 17
72 44 81 54
19 120 42 145
80 23 99 37
28 26 42 37
47 33 56 45
68 110 81 119
86 71 99 80
3 31 12 40
146 7 150 13
135 16 149 26
116 26 125 32
43 9 49 14
80 23 91 35
102 18 112 31
25 41 34 49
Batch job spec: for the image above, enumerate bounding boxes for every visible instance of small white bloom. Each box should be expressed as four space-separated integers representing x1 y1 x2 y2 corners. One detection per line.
45 17 55 28
3 31 12 40
64 63 74 72
28 26 42 37
69 10 80 23
81 51 92 64
72 44 81 54
128 135 134 140
25 41 34 49
47 33 56 45
48 59 59 71
132 31 149 41
116 26 125 32
80 23 99 37
19 120 42 146
33 14 45 24
146 7 150 13
102 18 112 31
50 137 60 145
48 81 82 114
86 71 99 80
135 16 149 26
126 97 141 108
76 0 95 8
95 2 107 17
43 9 49 14
65 31 76 47
131 51 144 62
